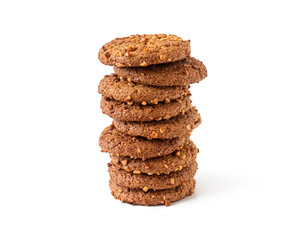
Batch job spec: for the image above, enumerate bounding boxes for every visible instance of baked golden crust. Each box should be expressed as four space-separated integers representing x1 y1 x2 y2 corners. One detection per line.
100 95 192 122
110 139 198 174
113 108 201 139
108 161 197 191
98 34 191 67
109 178 196 206
114 57 207 86
98 73 190 103
99 125 188 160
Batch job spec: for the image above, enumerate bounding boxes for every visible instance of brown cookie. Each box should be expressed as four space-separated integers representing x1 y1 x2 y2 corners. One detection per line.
113 107 201 139
110 139 198 174
100 95 191 122
114 57 207 86
98 73 190 104
98 34 191 67
99 125 188 159
110 178 196 206
108 161 198 191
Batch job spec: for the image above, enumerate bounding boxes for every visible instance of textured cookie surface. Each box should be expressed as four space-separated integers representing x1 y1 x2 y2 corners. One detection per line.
98 73 189 103
113 107 201 139
110 178 196 206
108 161 197 190
100 95 191 122
98 34 191 67
99 125 188 159
110 140 197 174
114 57 207 86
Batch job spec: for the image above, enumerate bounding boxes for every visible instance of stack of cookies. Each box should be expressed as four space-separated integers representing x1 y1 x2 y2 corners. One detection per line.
98 34 207 206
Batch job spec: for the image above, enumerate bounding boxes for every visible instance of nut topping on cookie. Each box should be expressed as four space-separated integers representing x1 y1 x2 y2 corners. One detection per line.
99 34 191 67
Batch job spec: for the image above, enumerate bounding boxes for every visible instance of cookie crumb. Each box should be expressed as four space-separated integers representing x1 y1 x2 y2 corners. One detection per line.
165 98 171 103
160 126 166 133
140 61 148 67
160 55 166 60
116 63 125 67
125 96 132 101
148 131 158 139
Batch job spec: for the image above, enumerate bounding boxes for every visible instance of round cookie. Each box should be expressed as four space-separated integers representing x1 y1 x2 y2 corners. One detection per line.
114 57 207 86
110 139 198 174
100 95 191 122
113 107 201 139
99 125 188 160
98 34 191 67
108 161 198 191
98 73 190 103
110 178 196 206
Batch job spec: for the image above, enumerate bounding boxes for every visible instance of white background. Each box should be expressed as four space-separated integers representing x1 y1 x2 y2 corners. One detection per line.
0 0 307 239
